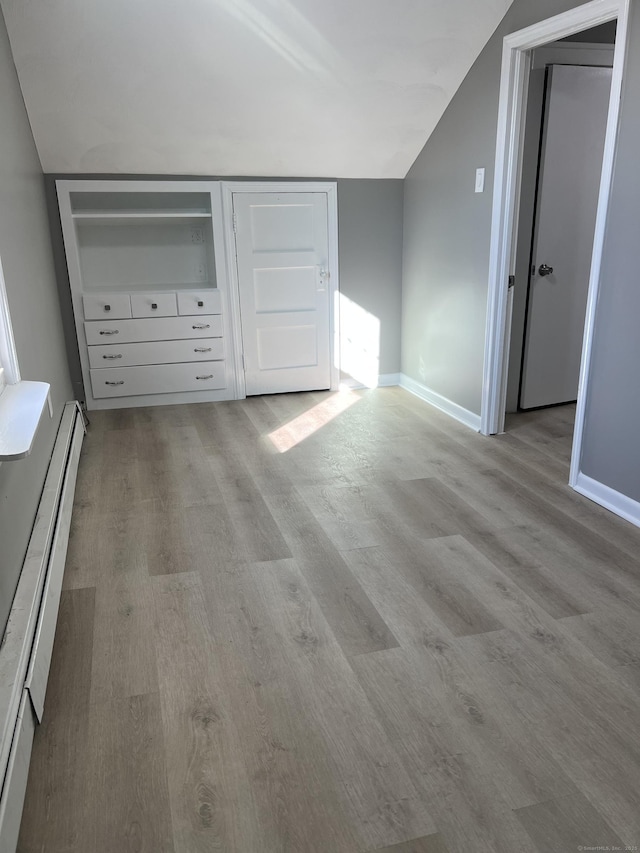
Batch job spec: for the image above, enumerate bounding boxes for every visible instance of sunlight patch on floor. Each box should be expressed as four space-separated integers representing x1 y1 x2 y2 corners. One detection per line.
268 390 359 453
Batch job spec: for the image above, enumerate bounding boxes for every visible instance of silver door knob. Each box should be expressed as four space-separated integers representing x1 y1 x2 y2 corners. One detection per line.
538 264 554 277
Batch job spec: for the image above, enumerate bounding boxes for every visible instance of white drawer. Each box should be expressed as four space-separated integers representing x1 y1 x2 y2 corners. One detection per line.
177 290 221 316
88 338 224 368
84 315 223 345
91 361 226 398
131 292 177 318
82 293 131 320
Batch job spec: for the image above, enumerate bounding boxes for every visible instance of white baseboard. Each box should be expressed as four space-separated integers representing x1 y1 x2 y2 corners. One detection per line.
399 374 481 432
573 472 640 529
339 373 400 391
0 402 84 853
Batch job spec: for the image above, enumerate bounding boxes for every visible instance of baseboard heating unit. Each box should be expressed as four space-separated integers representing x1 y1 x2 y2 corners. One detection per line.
0 401 85 852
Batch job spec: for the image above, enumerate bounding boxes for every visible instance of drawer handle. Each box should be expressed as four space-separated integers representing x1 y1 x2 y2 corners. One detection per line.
194 347 212 353
102 353 123 359
196 374 214 380
198 300 204 307
193 323 210 330
151 303 158 309
105 380 125 386
99 329 119 336
104 305 111 312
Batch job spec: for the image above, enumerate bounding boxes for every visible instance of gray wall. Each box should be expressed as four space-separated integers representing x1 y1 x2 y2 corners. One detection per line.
45 175 404 400
562 21 617 42
580 0 640 501
337 180 403 378
401 0 603 416
0 8 73 633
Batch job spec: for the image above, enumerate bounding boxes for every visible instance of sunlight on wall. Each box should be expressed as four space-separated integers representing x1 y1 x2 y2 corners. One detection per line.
268 390 359 453
339 294 381 389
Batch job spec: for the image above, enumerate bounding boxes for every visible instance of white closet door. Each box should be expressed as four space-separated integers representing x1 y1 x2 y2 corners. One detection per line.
520 64 612 409
233 192 331 396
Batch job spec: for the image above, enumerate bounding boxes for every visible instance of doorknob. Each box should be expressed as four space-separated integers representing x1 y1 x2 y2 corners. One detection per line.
538 263 554 277
317 266 329 292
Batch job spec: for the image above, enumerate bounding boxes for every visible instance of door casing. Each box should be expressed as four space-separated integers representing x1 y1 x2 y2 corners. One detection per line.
221 182 340 399
480 0 631 492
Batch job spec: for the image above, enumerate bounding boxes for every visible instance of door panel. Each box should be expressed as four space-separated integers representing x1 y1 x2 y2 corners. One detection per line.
520 64 612 410
234 192 331 396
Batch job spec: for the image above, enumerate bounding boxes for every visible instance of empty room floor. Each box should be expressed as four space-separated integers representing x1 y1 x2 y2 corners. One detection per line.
18 388 640 852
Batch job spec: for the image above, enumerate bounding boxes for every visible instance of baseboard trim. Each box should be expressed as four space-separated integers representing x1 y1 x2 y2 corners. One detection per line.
0 401 84 853
399 374 481 432
339 373 400 391
573 471 640 529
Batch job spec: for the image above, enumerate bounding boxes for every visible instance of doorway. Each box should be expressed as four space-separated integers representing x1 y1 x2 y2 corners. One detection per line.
507 38 614 415
221 182 340 398
481 0 630 492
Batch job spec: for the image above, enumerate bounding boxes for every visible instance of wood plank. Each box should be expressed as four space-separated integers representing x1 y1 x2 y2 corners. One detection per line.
84 693 174 852
466 529 590 619
246 559 437 849
263 490 399 656
89 580 158 703
197 562 364 852
151 572 262 853
515 791 624 853
63 507 149 589
352 642 576 813
373 834 451 853
212 475 292 563
458 629 640 842
144 503 245 577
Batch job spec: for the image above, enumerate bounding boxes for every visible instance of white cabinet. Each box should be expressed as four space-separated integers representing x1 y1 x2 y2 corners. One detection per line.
57 180 238 409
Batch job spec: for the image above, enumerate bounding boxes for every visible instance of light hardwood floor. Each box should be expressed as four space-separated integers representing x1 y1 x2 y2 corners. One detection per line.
18 389 640 853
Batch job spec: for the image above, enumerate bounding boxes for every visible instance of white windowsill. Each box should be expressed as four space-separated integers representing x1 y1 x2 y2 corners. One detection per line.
0 381 51 460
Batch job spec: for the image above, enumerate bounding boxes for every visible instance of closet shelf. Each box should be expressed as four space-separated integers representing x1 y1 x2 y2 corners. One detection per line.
72 210 212 225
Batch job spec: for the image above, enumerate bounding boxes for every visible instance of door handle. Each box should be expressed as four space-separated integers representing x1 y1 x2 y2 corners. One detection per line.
317 266 329 292
538 264 554 277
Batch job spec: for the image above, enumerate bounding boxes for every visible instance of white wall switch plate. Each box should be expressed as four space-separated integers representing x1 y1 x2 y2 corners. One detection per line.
475 168 485 193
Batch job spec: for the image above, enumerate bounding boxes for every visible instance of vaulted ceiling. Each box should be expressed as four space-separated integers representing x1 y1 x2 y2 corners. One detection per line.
1 0 514 178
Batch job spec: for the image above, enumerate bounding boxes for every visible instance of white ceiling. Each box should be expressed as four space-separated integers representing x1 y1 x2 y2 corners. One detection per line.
1 0 514 178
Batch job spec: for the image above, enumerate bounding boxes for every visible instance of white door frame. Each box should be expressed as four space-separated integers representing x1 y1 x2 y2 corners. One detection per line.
221 181 340 399
480 0 630 488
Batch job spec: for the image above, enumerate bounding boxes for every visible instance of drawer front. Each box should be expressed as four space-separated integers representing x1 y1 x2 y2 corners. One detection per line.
130 292 177 318
83 293 132 320
84 315 223 345
88 338 224 368
91 361 226 398
177 290 222 316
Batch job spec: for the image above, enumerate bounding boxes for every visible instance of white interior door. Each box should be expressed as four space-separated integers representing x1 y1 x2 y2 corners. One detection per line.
233 192 331 396
520 64 612 409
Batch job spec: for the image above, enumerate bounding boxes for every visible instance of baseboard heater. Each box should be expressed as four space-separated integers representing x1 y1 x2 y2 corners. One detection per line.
0 401 85 852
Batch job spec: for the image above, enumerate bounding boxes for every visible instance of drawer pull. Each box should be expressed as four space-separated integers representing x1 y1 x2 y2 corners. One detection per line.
99 329 119 336
102 353 123 359
104 304 111 312
194 347 212 353
105 380 125 386
151 302 158 309
196 374 214 380
193 323 210 330
198 300 204 307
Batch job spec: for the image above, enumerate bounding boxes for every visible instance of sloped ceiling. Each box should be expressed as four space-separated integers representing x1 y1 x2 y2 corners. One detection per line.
1 0 514 178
